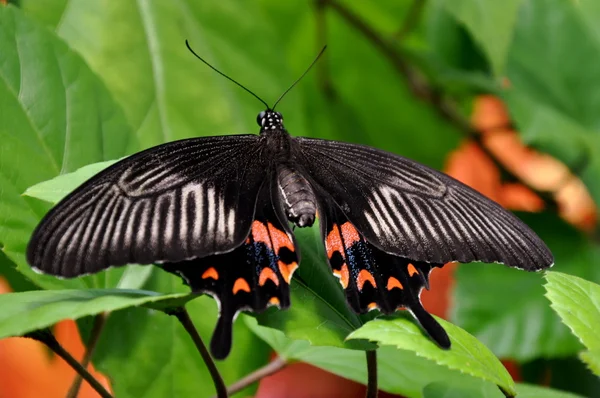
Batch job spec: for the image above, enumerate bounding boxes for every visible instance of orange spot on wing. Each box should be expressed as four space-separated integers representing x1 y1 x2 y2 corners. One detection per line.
259 268 280 286
326 224 344 259
407 264 418 277
278 261 298 284
267 222 294 253
233 278 251 294
251 221 271 249
340 222 360 248
367 302 378 311
356 270 376 291
202 267 219 280
387 276 403 290
269 297 281 306
332 264 350 289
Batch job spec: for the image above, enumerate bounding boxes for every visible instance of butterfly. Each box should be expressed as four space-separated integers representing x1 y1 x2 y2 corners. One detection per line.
27 42 553 360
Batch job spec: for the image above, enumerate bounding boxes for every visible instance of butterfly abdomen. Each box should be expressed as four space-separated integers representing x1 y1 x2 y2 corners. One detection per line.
276 164 317 227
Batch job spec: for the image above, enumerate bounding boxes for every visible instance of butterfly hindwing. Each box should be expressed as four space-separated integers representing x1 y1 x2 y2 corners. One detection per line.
162 175 299 359
295 137 553 270
27 135 267 276
318 197 450 347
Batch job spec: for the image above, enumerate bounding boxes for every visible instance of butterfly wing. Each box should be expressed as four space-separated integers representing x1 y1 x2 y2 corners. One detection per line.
294 137 553 270
162 171 299 359
27 135 268 276
316 194 449 348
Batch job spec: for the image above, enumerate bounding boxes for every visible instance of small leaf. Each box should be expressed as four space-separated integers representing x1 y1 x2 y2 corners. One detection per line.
579 350 600 377
545 271 600 351
347 316 516 396
23 159 120 204
0 288 191 339
515 383 587 398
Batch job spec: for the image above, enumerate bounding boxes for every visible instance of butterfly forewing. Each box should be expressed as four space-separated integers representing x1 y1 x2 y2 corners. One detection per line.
295 137 554 270
27 135 267 276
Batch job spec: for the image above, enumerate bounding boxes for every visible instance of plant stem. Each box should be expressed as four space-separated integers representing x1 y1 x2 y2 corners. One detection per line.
213 356 288 398
365 350 378 398
66 312 108 398
172 307 228 398
27 329 113 398
322 0 558 210
395 0 426 41
314 0 336 99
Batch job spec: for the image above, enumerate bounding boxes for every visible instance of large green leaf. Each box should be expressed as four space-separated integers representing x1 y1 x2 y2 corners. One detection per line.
0 5 136 290
452 214 599 361
545 271 600 376
442 0 522 76
347 316 516 396
504 0 600 207
246 317 507 398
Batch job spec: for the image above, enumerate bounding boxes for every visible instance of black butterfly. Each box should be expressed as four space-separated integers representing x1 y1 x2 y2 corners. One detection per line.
27 43 553 360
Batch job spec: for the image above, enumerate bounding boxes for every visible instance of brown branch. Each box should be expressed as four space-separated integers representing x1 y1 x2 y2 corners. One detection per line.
365 350 378 398
394 0 427 41
323 0 558 210
27 330 113 398
212 356 288 398
172 308 228 398
66 312 109 398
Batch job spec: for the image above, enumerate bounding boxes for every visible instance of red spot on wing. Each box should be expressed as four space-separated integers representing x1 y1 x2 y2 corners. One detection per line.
386 276 404 290
267 222 294 253
250 221 271 249
278 261 298 284
259 268 280 286
367 302 378 311
340 222 360 248
269 297 281 306
233 278 251 294
407 263 419 277
356 269 376 291
201 267 219 280
326 224 344 259
332 264 350 289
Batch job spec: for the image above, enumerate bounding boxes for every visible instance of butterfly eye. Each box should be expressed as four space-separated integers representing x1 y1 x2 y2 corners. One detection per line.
257 111 266 127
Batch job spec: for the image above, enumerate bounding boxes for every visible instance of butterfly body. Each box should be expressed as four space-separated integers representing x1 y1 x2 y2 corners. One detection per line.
27 106 553 359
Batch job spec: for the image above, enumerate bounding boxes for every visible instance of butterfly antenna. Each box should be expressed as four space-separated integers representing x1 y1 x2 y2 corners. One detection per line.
272 45 327 110
185 40 270 109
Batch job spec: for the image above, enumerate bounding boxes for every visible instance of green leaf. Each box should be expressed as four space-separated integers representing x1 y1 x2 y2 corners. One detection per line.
347 316 516 396
579 350 600 377
0 5 136 289
515 383 587 398
92 270 270 398
23 159 120 204
0 288 190 339
442 0 522 76
452 214 599 361
504 0 600 207
545 272 600 351
246 317 507 398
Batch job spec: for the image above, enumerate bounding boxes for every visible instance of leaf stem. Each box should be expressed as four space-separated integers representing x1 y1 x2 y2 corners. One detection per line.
365 350 378 398
172 307 228 398
66 312 109 398
394 0 426 41
322 0 558 211
213 356 288 398
27 329 113 398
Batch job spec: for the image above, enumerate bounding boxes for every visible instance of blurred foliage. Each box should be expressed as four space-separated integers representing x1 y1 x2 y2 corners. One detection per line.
1 1 599 397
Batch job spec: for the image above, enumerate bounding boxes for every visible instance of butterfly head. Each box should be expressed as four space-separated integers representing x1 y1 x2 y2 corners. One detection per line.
257 110 284 132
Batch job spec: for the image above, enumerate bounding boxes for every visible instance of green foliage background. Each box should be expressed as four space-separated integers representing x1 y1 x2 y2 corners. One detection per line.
1 1 599 397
